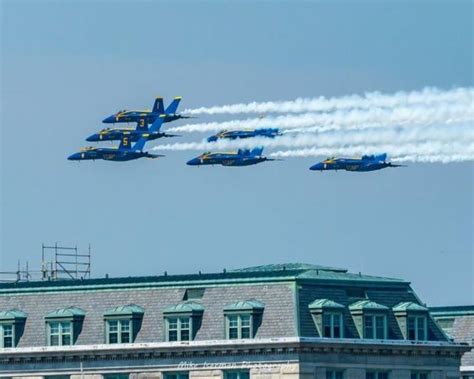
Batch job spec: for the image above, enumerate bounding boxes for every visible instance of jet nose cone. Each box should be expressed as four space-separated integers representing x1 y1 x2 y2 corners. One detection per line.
102 115 115 123
86 134 99 142
309 163 324 171
68 152 81 161
187 157 200 166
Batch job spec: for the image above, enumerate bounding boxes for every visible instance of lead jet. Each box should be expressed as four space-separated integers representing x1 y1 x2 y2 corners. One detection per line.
187 147 276 167
86 115 178 143
309 154 405 172
68 135 164 162
206 128 281 142
102 96 192 125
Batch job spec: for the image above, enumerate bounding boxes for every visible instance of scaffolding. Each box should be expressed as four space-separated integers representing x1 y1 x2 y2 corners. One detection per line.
0 243 91 283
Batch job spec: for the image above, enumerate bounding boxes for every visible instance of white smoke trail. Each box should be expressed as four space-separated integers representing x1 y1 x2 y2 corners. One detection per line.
392 154 474 163
183 87 473 115
269 142 474 161
169 102 473 134
155 123 474 152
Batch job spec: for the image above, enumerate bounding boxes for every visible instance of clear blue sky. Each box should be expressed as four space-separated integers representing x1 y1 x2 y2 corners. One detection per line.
1 1 472 306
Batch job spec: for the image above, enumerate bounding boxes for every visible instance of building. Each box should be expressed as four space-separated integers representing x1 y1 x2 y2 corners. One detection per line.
430 306 474 379
0 262 470 379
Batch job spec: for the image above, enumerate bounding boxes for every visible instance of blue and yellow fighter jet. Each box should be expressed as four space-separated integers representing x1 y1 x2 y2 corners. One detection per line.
86 115 178 143
309 154 405 172
206 128 281 142
187 147 276 167
102 96 191 125
68 135 164 162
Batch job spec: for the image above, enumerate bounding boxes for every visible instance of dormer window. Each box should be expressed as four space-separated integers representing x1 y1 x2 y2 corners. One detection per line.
104 305 144 344
45 307 85 346
308 299 345 338
0 310 27 348
224 300 264 340
393 302 429 341
163 302 204 342
349 300 389 340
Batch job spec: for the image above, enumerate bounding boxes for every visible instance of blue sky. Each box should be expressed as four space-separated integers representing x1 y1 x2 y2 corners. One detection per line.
1 1 472 305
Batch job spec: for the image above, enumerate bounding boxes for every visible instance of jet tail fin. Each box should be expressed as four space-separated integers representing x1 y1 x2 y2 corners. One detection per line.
250 147 264 157
149 114 166 132
133 137 148 152
119 135 132 150
152 97 165 114
165 96 182 114
136 118 148 131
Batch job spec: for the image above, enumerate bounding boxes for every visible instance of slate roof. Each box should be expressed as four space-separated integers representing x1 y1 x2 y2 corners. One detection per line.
0 263 449 348
430 305 474 368
46 307 85 318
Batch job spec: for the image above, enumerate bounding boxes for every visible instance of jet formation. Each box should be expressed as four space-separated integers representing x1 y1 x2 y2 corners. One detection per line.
68 96 405 172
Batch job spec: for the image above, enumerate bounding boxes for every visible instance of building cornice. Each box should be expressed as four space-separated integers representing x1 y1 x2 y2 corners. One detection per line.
0 337 469 364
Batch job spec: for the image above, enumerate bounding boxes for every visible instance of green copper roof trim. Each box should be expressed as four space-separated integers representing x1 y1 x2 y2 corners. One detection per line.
309 299 345 310
104 304 144 317
232 263 347 273
393 302 428 312
46 307 85 319
0 309 27 321
224 299 265 312
429 305 474 316
349 300 389 311
163 301 204 314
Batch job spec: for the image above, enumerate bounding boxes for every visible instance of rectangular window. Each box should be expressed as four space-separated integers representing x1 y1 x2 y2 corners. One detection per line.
326 370 344 379
364 315 386 339
103 375 129 379
164 373 189 379
224 371 250 379
411 373 428 379
366 373 389 379
48 321 73 346
166 317 191 341
407 316 427 341
0 324 14 348
106 319 131 344
323 313 343 338
226 314 253 339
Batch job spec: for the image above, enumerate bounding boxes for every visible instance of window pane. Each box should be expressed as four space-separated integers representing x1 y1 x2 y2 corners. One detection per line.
229 327 238 339
50 322 60 334
168 318 178 330
180 329 190 341
240 315 251 327
169 330 178 341
108 320 118 332
364 316 374 339
180 318 190 329
408 317 416 340
333 314 342 338
121 331 130 343
378 373 388 379
416 317 426 341
241 327 250 339
366 373 375 379
120 320 130 332
50 334 60 346
228 315 238 327
61 322 72 334
323 314 332 337
375 316 385 339
109 332 118 344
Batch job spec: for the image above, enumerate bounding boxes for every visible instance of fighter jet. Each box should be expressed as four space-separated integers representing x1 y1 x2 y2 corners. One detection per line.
206 128 281 142
102 96 192 125
86 115 178 143
187 147 276 167
68 135 164 162
309 154 405 172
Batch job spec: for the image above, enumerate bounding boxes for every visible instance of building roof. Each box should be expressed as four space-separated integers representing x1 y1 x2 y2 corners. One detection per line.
224 299 265 312
349 300 389 311
0 262 408 295
104 304 145 317
163 301 204 314
308 299 345 310
46 307 85 318
393 302 428 312
0 309 27 321
430 305 474 316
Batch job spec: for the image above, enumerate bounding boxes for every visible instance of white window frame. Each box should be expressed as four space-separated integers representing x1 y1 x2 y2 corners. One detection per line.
226 313 252 339
165 317 191 341
224 370 250 379
47 321 73 346
322 312 344 338
407 315 428 341
106 319 132 344
0 324 14 348
363 314 387 339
